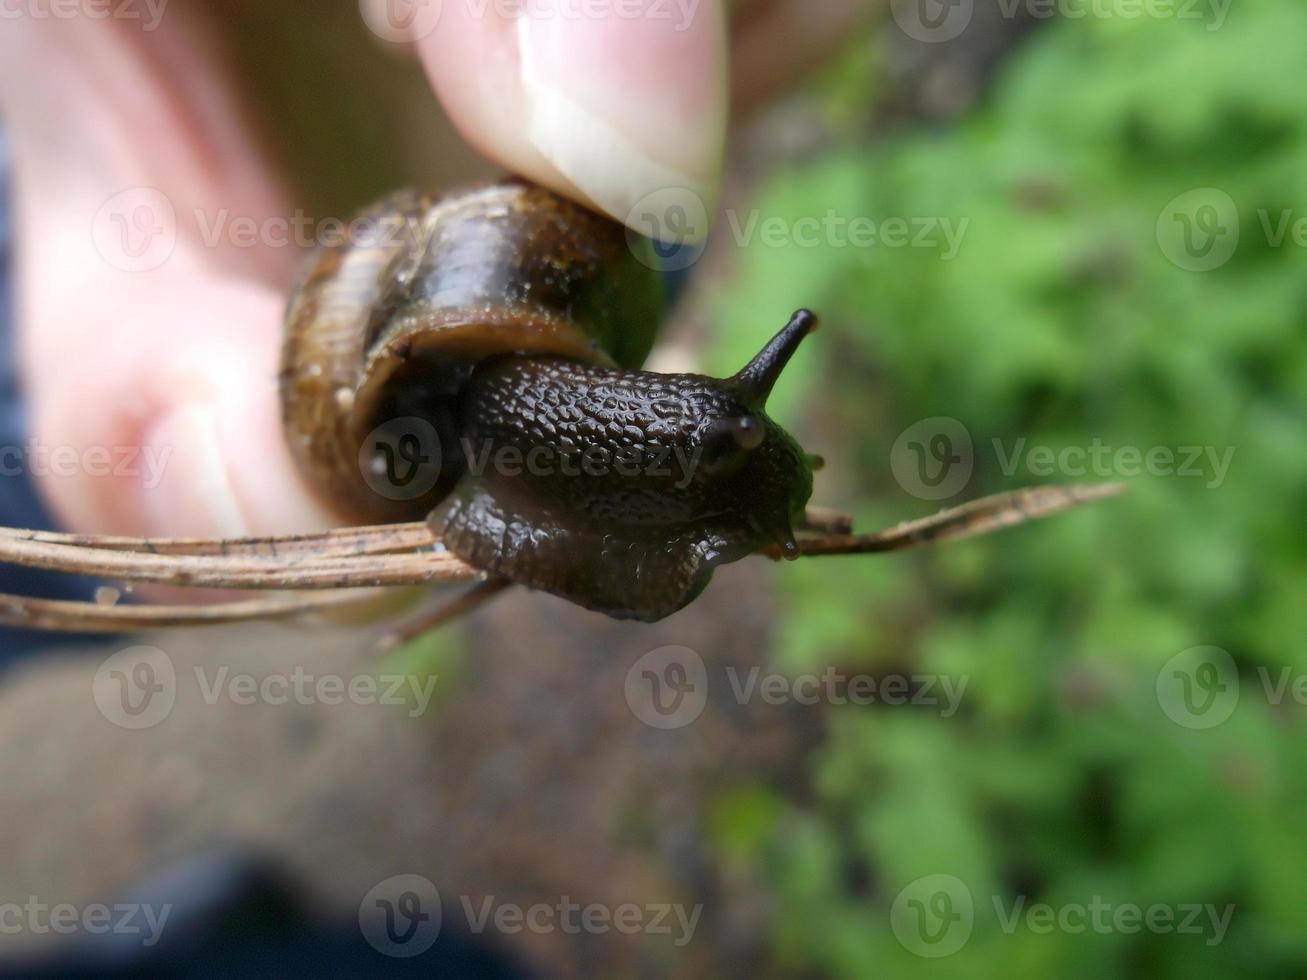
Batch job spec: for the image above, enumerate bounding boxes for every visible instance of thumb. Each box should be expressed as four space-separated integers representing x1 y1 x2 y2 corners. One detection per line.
413 0 728 239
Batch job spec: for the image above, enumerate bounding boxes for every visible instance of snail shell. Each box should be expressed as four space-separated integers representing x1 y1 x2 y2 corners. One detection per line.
281 180 664 523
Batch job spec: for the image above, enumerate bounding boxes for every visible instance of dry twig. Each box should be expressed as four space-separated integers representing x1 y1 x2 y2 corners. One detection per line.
0 482 1124 634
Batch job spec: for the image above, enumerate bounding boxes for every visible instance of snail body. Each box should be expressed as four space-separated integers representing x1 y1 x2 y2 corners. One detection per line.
281 180 815 621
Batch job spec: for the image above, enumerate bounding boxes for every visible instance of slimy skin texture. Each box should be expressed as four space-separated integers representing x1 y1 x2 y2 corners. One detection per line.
434 355 813 620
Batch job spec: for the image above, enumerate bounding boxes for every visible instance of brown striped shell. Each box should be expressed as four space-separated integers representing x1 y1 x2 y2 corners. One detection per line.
279 180 665 523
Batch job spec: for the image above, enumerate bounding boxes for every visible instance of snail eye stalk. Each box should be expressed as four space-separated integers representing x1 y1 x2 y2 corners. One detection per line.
732 309 819 406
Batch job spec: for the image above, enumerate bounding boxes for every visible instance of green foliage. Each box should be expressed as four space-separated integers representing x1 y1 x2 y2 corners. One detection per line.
709 4 1307 976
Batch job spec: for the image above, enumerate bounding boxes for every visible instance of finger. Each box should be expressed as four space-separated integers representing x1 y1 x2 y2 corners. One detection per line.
1 16 339 540
413 0 729 236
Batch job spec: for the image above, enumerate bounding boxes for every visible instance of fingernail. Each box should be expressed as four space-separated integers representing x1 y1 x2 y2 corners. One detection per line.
514 14 724 240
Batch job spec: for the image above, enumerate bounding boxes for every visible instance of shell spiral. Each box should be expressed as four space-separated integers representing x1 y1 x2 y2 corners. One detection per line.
279 180 665 522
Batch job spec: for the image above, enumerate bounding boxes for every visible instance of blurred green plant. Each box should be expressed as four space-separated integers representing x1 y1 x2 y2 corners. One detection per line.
705 3 1307 977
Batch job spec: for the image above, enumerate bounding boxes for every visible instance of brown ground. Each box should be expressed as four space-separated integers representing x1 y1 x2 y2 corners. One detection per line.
0 560 815 978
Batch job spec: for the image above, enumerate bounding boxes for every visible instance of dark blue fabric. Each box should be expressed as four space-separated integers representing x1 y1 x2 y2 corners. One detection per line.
0 851 534 980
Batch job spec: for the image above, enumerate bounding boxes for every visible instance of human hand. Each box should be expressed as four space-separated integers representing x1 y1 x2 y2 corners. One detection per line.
0 0 876 541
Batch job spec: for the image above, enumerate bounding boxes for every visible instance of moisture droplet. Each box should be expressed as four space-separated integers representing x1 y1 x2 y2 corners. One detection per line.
95 586 121 607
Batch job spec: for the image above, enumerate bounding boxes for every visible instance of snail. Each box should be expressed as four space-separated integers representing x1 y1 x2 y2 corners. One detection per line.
0 180 1122 635
280 179 818 622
